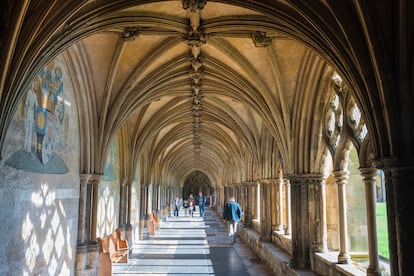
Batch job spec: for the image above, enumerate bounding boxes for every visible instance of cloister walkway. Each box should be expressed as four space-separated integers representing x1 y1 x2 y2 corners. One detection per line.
112 207 275 275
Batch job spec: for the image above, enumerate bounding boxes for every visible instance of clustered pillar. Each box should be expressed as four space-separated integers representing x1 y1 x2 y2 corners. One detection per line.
259 181 272 241
139 184 149 240
75 173 102 274
289 175 310 270
379 160 414 276
119 178 133 248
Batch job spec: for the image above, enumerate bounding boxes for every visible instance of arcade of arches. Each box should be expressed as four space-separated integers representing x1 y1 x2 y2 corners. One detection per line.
1 1 413 276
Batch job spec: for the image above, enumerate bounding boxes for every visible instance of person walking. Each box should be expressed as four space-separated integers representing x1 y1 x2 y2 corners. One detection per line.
198 191 206 217
183 198 189 216
173 195 182 217
188 193 195 217
223 196 243 245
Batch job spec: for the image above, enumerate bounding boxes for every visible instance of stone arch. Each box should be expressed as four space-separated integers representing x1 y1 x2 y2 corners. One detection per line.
358 135 376 168
183 170 213 199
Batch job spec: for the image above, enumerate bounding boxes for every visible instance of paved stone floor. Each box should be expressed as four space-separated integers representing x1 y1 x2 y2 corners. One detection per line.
112 207 275 275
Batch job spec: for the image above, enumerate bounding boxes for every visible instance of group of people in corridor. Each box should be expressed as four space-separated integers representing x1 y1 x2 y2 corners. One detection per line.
174 191 206 217
173 192 243 245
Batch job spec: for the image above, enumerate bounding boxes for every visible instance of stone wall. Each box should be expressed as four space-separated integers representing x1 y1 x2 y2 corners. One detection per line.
0 56 80 275
96 141 120 238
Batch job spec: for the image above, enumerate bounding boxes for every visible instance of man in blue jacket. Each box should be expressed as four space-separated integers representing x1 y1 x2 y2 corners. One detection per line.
223 196 243 245
198 191 206 217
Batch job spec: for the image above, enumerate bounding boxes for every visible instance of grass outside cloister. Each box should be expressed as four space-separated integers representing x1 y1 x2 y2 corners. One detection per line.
376 202 389 260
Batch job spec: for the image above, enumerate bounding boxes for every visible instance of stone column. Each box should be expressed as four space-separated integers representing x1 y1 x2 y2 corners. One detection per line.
139 184 150 240
333 170 350 264
75 174 89 272
284 178 292 235
88 174 101 271
151 184 156 211
252 182 258 220
234 185 239 201
120 179 132 250
238 185 243 203
127 180 132 222
85 178 93 243
119 179 127 225
260 181 272 241
156 184 161 211
288 174 310 270
270 180 278 233
359 167 383 276
379 160 414 276
220 186 223 206
250 182 256 225
285 174 328 264
276 176 284 231
224 186 229 204
382 168 398 276
243 182 252 227
240 183 247 225
308 175 328 253
221 186 225 206
90 174 101 241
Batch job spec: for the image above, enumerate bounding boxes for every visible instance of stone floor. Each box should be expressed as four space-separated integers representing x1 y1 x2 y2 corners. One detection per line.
112 207 275 275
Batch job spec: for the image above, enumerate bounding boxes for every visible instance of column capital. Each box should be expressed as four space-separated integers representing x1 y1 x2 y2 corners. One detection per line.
79 173 102 185
332 170 349 184
259 179 276 184
359 167 378 182
374 157 414 171
231 183 242 187
287 173 326 185
242 181 257 187
121 178 134 185
79 174 90 185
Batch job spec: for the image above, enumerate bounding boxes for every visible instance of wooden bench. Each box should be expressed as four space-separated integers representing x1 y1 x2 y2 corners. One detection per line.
152 210 160 230
149 210 159 235
97 227 129 276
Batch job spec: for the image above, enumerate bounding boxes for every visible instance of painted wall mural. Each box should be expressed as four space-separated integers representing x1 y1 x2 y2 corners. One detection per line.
0 55 79 275
6 60 69 174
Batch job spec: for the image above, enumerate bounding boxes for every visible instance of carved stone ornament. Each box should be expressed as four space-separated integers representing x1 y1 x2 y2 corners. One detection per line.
182 0 207 10
252 31 272 47
120 27 138 41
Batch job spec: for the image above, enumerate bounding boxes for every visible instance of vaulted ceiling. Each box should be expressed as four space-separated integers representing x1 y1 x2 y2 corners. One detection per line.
2 0 393 187
64 1 333 185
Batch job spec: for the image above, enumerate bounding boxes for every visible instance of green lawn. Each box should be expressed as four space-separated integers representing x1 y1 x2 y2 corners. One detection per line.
376 202 389 260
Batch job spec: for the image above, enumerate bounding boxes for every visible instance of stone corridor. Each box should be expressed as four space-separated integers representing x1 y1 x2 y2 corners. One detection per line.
112 207 277 275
